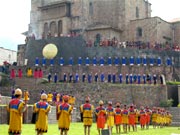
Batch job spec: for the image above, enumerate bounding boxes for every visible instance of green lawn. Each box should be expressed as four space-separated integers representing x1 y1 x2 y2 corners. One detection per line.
0 123 180 135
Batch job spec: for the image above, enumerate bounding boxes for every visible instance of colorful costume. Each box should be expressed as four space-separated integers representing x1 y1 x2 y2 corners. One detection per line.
7 98 26 134
121 109 129 124
106 106 115 127
80 103 94 126
27 68 32 77
114 108 122 125
96 106 106 129
47 93 53 103
139 109 146 126
34 100 51 133
58 102 73 130
128 107 136 125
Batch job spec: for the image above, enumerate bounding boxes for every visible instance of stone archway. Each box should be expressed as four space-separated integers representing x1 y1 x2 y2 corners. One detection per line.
50 21 57 37
58 20 63 35
44 23 49 38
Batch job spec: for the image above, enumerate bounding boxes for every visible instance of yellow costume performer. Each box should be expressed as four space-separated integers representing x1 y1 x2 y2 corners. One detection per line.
58 95 73 135
80 97 94 135
7 88 27 135
27 68 32 77
47 92 53 103
34 93 51 135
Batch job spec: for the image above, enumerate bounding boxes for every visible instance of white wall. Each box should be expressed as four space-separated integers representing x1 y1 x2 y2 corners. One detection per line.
0 47 17 65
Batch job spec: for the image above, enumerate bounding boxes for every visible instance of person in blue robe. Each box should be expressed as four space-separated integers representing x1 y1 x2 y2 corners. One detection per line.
143 74 146 84
166 58 172 66
136 56 141 66
100 73 105 82
63 73 67 82
54 73 58 83
133 74 137 83
129 74 133 84
143 57 147 66
100 57 104 66
112 73 116 83
50 59 54 66
137 74 141 84
85 57 90 66
78 57 82 66
82 73 86 82
114 57 119 66
130 56 134 66
59 57 64 66
93 57 97 66
88 73 92 83
122 57 126 66
119 74 123 83
42 58 46 66
157 57 161 66
35 57 39 66
94 73 98 82
149 57 154 66
108 57 112 66
126 74 129 84
75 73 79 83
108 73 111 83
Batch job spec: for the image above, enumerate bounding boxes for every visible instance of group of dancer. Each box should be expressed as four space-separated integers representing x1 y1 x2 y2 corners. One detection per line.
80 97 172 135
7 89 172 135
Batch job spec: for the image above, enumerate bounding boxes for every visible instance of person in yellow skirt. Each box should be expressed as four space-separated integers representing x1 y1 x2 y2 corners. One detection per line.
80 97 94 135
23 90 30 103
106 101 115 135
121 105 129 133
151 107 158 128
134 105 139 131
27 68 33 77
7 88 27 135
57 95 73 135
34 93 51 135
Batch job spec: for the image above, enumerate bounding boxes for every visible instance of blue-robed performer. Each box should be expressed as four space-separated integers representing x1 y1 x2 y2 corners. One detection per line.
133 74 137 83
122 56 126 66
149 57 154 66
35 57 39 66
100 73 105 82
143 56 147 66
108 73 111 83
69 57 73 66
82 73 86 82
78 57 82 66
137 74 141 84
50 58 54 66
157 57 161 66
88 73 92 83
75 73 79 83
114 57 119 66
112 73 116 83
143 74 146 84
108 57 112 66
130 56 134 66
100 57 104 66
94 73 98 82
63 73 67 82
59 57 64 66
93 57 97 66
42 58 46 66
119 74 123 83
126 74 129 84
129 74 133 84
166 57 172 66
136 56 141 66
85 57 90 66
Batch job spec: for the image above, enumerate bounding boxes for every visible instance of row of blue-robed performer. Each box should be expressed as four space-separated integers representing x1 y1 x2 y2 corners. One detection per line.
35 56 173 66
49 72 163 85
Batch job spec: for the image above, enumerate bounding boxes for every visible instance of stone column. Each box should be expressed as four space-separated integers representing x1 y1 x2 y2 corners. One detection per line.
178 85 180 104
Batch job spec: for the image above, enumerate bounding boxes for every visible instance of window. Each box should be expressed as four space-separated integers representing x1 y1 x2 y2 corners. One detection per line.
137 27 143 37
136 7 139 18
89 2 93 15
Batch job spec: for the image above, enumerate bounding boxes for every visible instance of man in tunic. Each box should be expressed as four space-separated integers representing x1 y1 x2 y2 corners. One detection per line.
58 95 73 135
114 102 122 134
80 97 94 135
7 88 27 135
34 93 51 135
95 100 106 135
106 101 115 135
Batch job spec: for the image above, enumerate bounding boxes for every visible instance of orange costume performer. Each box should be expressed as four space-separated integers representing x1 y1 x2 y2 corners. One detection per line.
114 103 122 134
128 105 136 131
80 97 94 135
7 88 27 135
145 107 152 129
139 107 146 129
95 100 106 135
58 95 73 135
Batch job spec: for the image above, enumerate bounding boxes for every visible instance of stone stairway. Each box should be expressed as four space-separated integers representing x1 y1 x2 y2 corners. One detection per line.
169 107 180 126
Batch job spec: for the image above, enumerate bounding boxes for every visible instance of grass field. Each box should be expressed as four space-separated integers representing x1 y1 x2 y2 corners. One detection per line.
0 123 180 135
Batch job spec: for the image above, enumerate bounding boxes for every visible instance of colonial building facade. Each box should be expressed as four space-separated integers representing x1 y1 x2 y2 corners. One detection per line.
29 0 180 45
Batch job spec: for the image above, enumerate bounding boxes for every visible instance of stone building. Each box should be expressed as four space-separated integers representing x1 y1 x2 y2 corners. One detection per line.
0 47 17 65
28 0 180 45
